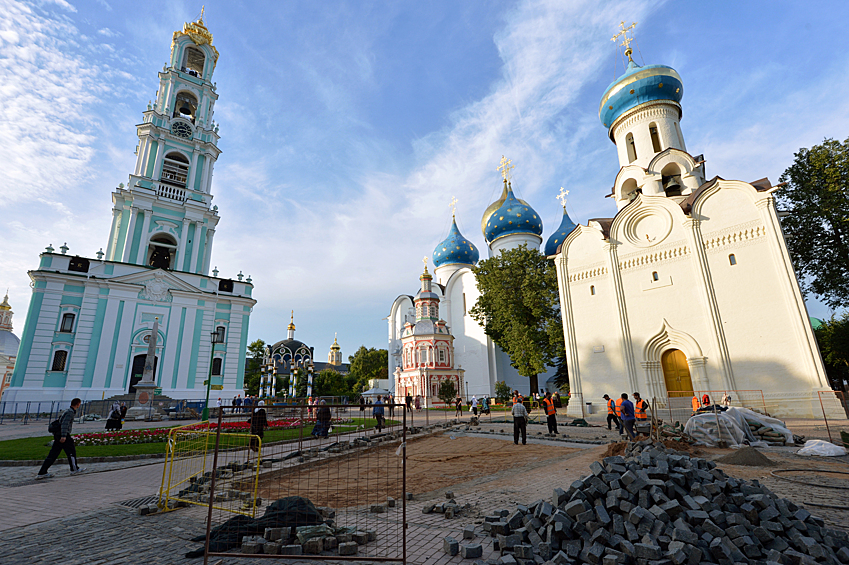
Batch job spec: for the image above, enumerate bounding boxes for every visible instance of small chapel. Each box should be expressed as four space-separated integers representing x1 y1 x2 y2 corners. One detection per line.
6 14 255 404
553 27 833 418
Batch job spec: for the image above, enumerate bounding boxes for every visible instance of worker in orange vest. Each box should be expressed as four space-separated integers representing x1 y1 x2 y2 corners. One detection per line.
603 394 619 431
633 392 649 434
541 392 558 435
691 394 701 413
614 395 625 435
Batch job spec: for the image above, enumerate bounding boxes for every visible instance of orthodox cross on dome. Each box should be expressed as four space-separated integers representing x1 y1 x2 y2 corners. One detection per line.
497 155 514 182
557 187 569 208
611 21 638 62
449 196 458 217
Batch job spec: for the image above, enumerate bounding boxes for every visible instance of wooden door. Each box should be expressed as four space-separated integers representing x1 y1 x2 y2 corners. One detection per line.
661 349 693 398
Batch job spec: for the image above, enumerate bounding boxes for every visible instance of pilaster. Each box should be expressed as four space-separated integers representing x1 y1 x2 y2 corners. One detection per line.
604 242 638 392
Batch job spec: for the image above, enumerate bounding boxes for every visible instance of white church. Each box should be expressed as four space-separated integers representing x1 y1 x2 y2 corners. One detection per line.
5 16 256 404
553 40 834 418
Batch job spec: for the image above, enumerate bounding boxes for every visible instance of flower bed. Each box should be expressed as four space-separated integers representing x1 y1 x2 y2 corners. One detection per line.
73 418 355 446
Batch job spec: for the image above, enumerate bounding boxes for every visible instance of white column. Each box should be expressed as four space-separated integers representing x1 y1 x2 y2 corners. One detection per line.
187 149 200 191
176 218 190 271
152 140 165 180
105 208 121 260
134 138 148 176
200 155 211 193
121 209 139 263
135 210 152 266
189 222 201 274
202 229 215 275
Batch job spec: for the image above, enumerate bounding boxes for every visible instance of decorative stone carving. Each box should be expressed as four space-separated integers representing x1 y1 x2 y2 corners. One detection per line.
140 271 172 302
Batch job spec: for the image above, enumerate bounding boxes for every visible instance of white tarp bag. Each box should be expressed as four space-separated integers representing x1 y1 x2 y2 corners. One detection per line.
796 439 847 457
683 407 793 447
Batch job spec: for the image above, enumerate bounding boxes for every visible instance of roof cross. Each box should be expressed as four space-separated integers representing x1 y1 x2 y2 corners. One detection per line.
557 187 569 208
497 155 514 182
449 196 458 217
611 21 637 61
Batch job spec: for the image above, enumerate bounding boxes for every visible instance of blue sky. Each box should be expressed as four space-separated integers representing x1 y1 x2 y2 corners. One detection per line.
1 0 848 359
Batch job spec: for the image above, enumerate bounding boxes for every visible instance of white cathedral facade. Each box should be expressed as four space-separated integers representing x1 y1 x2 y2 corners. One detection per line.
553 47 834 418
6 16 255 404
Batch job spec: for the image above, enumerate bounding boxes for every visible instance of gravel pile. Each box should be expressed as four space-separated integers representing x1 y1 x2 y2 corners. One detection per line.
715 446 776 467
453 440 849 564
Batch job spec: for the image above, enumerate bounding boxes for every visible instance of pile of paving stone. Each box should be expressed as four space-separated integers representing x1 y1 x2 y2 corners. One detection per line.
446 440 849 564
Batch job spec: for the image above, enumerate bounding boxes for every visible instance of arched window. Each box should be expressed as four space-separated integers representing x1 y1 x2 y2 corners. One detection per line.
216 326 226 342
173 91 199 122
626 133 637 163
590 285 595 295
621 178 639 203
182 47 205 78
147 233 178 270
652 271 659 281
649 122 662 153
439 349 445 363
160 152 190 188
212 358 222 375
51 350 67 372
729 254 737 266
60 313 75 333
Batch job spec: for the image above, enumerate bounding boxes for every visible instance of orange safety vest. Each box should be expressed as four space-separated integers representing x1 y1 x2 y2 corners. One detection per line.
542 398 556 416
607 399 616 415
691 396 700 412
615 398 623 417
635 399 648 420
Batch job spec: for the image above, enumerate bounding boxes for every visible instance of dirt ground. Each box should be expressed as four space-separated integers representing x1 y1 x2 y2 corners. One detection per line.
251 434 579 509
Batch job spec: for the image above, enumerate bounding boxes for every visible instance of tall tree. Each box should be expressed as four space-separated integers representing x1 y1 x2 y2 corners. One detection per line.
814 314 849 393
243 339 266 395
347 346 389 394
777 137 849 309
470 244 564 394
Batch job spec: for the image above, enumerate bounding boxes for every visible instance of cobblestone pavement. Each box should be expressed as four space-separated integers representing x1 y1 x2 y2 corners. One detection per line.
1 423 846 565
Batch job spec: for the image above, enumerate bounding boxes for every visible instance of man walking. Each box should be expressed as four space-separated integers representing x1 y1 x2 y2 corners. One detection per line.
454 396 463 418
619 393 637 440
373 395 385 432
512 396 528 445
603 394 619 432
633 392 649 434
542 391 558 435
37 398 84 479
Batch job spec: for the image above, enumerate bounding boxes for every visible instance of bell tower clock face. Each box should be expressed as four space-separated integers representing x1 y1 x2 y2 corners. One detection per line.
171 121 192 139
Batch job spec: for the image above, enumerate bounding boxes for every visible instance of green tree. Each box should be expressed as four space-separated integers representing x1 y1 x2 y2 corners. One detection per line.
551 354 569 392
437 380 457 406
243 339 266 396
777 137 849 309
347 346 389 393
470 245 565 394
814 314 849 393
313 368 358 398
494 381 512 404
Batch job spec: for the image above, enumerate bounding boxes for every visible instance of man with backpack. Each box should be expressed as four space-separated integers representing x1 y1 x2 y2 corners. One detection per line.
37 398 84 479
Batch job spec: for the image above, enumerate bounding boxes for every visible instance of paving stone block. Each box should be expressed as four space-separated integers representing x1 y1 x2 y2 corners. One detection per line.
323 536 338 551
338 541 357 555
263 542 281 554
302 538 322 554
241 542 261 554
387 496 395 507
352 531 368 545
460 543 483 559
443 536 459 556
464 525 475 539
279 545 303 555
366 530 377 541
499 555 518 565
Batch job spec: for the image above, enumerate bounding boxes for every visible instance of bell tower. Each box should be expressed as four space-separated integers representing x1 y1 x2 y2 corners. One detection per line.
105 11 223 275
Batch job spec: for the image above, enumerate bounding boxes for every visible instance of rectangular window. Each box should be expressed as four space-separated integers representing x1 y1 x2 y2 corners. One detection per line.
212 357 222 375
462 293 466 315
216 326 226 342
51 350 67 372
60 313 75 333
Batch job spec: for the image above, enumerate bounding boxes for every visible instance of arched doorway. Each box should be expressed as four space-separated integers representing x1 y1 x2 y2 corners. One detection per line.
661 349 692 398
129 354 158 393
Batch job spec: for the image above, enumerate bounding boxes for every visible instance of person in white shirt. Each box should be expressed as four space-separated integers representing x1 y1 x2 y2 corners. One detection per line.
471 396 478 416
511 398 528 445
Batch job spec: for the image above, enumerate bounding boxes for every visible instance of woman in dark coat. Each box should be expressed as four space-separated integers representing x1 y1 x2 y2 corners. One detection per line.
312 400 332 438
249 401 268 452
105 402 122 431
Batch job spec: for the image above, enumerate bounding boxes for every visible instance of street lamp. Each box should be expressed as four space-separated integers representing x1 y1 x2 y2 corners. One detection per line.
201 330 222 420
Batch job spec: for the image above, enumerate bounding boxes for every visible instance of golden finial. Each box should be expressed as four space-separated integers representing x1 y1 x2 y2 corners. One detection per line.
497 155 514 182
449 196 458 217
200 5 205 22
423 256 428 267
611 21 638 62
287 310 295 331
557 187 569 208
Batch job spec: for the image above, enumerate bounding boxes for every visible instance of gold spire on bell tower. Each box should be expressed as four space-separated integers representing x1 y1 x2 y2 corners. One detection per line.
612 21 638 63
287 311 296 331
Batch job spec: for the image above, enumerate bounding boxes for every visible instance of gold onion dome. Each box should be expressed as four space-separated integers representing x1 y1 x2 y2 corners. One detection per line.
481 179 532 236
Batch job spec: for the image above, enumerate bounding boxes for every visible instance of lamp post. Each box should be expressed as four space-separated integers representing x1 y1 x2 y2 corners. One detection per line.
201 330 221 420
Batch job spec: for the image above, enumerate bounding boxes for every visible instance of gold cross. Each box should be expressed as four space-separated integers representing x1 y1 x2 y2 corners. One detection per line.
200 5 205 21
423 256 428 267
611 21 637 61
557 187 569 208
497 155 514 182
449 196 458 217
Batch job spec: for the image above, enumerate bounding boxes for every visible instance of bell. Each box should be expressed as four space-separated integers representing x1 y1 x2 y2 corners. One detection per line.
663 175 681 193
179 105 191 115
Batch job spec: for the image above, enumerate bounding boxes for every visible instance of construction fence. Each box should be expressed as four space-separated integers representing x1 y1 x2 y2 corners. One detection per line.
196 404 407 563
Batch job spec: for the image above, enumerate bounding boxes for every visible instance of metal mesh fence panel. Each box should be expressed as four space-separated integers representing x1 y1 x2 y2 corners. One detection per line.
158 420 261 518
204 403 407 562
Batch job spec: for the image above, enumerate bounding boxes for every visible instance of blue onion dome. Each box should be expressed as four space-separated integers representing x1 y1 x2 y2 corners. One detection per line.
481 179 532 236
544 207 578 256
599 59 683 134
484 183 543 243
433 217 480 267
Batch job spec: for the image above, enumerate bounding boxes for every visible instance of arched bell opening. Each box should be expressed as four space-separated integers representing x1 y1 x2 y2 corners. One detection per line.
173 91 199 123
147 233 178 270
160 151 190 188
621 178 639 204
181 46 205 78
661 163 683 197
